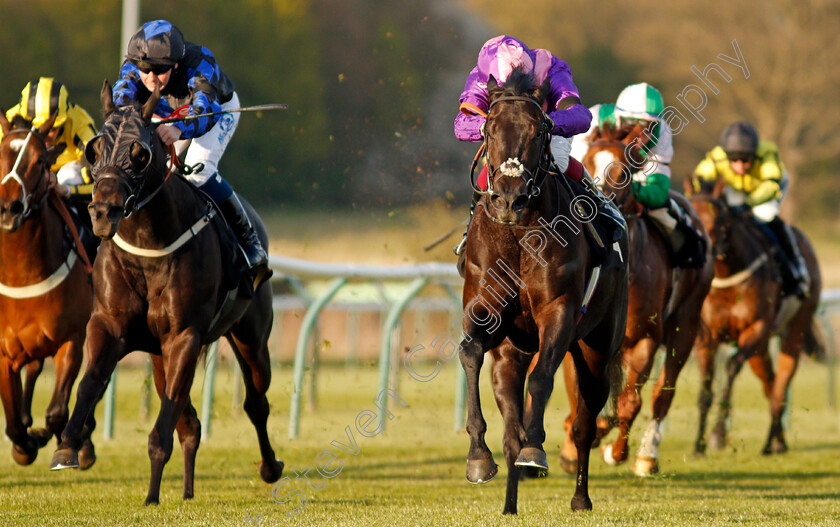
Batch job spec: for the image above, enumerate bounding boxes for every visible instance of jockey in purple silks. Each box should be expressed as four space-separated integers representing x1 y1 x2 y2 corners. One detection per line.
452 35 624 256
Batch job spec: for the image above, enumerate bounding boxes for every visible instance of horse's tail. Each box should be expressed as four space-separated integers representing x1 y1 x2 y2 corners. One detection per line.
803 313 831 363
600 350 625 422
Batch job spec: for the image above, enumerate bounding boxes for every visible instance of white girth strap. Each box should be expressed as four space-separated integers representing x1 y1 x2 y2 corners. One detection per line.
711 253 768 289
0 251 78 299
112 209 217 258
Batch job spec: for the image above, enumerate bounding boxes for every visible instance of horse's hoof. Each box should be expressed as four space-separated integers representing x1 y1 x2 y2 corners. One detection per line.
601 443 624 466
515 447 548 470
11 443 38 466
762 439 788 456
632 455 659 477
78 440 96 470
559 454 577 475
50 448 79 470
708 432 726 451
144 496 160 506
259 458 284 483
570 494 593 512
29 428 53 448
466 457 498 484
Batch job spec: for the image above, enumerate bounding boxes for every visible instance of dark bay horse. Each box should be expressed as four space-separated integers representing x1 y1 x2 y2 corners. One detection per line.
459 69 628 514
556 124 714 476
49 82 283 505
686 176 822 455
0 113 94 466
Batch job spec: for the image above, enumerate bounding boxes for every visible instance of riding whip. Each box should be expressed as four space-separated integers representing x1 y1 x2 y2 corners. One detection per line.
154 104 289 125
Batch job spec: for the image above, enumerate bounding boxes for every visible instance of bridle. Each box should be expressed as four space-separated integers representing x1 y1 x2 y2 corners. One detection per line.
1 127 52 220
471 95 555 204
89 114 176 219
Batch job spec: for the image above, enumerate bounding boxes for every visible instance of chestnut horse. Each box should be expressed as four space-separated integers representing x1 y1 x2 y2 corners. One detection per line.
0 113 94 466
686 176 822 455
554 124 713 476
49 83 283 505
459 69 628 514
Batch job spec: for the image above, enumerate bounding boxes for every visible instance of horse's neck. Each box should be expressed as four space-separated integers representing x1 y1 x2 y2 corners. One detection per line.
518 175 563 227
0 207 65 281
117 176 204 247
719 218 767 274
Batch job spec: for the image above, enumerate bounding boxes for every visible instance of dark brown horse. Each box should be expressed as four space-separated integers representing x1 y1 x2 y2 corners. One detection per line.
49 82 283 505
686 176 822 455
555 124 714 476
458 69 628 514
0 113 94 466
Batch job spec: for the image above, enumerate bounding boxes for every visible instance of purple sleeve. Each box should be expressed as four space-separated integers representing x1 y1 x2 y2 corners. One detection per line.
544 57 591 137
454 65 489 142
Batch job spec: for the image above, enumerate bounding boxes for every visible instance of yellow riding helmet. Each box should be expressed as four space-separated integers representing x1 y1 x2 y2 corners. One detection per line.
18 77 69 128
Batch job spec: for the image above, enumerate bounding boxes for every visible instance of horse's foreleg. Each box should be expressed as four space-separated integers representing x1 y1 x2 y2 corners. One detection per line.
710 347 753 450
694 343 716 455
51 316 124 470
560 354 579 474
459 337 496 483
21 360 44 429
227 332 284 484
763 342 802 455
747 353 775 400
606 337 656 467
569 341 613 512
490 343 529 515
43 340 83 448
151 355 202 500
635 319 698 475
146 330 201 505
0 359 39 465
518 314 575 473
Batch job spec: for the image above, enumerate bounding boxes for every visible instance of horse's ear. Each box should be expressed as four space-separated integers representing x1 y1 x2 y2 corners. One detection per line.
534 78 551 106
37 111 58 137
46 143 67 167
85 135 103 166
487 75 498 92
712 175 727 198
101 80 116 118
684 173 695 195
141 85 161 124
0 108 10 136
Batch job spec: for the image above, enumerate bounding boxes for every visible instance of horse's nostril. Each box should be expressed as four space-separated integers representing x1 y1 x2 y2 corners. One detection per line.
512 196 529 211
490 195 504 210
9 201 24 216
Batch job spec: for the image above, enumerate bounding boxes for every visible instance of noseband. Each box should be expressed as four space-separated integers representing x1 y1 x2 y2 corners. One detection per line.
1 127 51 220
472 96 555 202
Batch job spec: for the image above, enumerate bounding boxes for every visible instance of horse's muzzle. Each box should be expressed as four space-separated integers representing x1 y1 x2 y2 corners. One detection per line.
88 201 123 239
489 193 528 225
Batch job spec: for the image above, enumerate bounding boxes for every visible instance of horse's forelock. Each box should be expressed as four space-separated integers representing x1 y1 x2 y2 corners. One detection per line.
501 66 536 97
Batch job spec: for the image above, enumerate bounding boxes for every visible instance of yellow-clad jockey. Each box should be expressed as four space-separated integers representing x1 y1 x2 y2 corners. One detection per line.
693 121 809 298
4 77 97 200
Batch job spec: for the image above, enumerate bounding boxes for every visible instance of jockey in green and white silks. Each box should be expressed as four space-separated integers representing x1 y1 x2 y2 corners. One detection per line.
572 84 704 268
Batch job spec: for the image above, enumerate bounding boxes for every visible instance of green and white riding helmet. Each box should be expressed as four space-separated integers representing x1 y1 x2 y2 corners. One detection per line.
614 83 664 125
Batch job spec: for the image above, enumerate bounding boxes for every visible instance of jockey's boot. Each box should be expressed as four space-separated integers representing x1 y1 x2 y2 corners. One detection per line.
767 217 809 299
579 167 626 245
454 190 481 256
646 197 706 268
219 194 272 288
